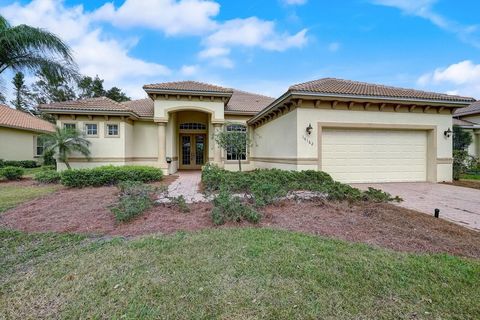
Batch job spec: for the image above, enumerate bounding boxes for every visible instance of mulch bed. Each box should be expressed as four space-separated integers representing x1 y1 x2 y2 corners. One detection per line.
1 183 479 259
444 179 480 190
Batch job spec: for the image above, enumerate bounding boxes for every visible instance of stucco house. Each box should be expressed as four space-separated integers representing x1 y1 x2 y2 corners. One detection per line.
38 78 475 183
0 104 54 161
453 101 480 157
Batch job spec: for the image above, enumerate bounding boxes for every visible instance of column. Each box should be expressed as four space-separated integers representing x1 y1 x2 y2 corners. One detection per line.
157 122 168 172
213 123 223 167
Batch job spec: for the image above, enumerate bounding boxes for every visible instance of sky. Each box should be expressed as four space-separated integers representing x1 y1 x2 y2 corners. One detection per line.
1 0 480 100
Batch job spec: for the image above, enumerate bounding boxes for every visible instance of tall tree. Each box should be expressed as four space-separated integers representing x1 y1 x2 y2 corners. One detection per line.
453 125 473 151
0 91 5 104
77 75 105 98
10 72 32 111
43 127 91 170
0 15 78 79
105 86 130 102
31 66 76 104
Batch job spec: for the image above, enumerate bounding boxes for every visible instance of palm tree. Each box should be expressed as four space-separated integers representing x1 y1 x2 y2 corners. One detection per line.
43 127 91 170
0 15 78 79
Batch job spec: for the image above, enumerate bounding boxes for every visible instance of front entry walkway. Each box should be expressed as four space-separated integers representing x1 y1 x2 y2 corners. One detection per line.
161 171 207 203
354 182 480 231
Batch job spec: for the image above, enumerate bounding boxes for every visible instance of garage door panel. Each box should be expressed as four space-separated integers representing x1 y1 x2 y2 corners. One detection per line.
322 128 427 183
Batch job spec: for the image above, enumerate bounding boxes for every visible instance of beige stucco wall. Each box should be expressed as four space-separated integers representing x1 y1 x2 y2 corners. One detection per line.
251 101 454 182
0 127 39 161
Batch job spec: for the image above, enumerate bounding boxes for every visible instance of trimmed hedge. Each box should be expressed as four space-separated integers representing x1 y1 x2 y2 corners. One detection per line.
60 165 163 187
0 159 38 168
0 166 24 180
34 170 61 184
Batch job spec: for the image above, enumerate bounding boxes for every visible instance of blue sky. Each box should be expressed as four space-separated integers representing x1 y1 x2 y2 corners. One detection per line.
1 0 480 99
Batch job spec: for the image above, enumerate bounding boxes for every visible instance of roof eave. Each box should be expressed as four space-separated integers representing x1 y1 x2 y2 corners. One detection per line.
39 109 139 120
143 88 233 97
0 123 55 133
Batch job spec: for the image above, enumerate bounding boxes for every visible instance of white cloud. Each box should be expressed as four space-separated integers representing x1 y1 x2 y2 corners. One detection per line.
92 0 220 36
205 17 307 51
198 47 230 59
417 60 480 98
180 65 199 76
371 0 480 48
0 0 171 98
328 42 340 52
282 0 308 5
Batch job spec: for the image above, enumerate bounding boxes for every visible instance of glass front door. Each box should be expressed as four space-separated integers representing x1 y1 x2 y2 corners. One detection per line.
179 134 206 169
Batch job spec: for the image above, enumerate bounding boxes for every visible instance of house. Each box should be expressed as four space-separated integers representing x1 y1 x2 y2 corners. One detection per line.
0 104 55 161
453 101 480 157
38 78 475 183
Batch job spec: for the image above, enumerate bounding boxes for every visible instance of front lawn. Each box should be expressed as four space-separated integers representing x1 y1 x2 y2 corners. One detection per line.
461 173 480 180
1 228 479 319
0 182 60 213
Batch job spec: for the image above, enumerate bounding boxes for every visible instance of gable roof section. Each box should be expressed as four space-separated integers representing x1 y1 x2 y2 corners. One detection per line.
289 78 476 103
454 101 480 116
39 97 128 113
122 98 154 117
143 81 233 95
0 104 54 133
226 90 275 114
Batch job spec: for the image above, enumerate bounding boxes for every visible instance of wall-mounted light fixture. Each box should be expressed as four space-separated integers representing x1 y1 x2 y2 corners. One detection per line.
306 123 313 135
444 127 452 138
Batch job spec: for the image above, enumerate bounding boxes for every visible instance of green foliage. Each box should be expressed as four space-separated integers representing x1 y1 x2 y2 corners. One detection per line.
110 181 156 222
202 164 400 205
452 150 479 180
453 125 473 151
1 166 24 180
42 127 91 169
0 159 38 168
170 195 190 213
10 72 33 111
211 189 261 225
30 66 77 105
34 169 60 184
60 165 163 188
214 123 249 171
105 86 131 102
0 15 78 79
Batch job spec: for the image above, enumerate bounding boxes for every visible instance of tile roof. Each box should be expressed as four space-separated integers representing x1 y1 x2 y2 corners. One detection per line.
143 81 233 94
0 104 54 133
453 118 478 126
289 78 476 103
38 97 129 113
454 101 480 116
122 98 154 117
226 90 275 114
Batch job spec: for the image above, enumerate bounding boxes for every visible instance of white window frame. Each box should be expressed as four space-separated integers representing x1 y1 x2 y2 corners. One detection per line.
105 123 120 138
84 123 99 137
34 135 45 157
63 122 76 131
225 123 247 161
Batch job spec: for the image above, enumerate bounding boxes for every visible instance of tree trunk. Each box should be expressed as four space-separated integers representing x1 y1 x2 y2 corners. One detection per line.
238 158 242 172
64 160 71 170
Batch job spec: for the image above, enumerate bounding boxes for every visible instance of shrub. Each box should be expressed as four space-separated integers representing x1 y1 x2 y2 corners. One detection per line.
453 150 469 181
211 189 261 225
0 166 24 180
170 195 190 213
202 164 400 204
110 181 156 222
0 160 38 168
34 170 61 184
60 165 163 187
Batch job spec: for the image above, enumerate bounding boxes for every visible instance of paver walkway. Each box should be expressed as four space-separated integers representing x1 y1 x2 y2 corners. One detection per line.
354 182 480 231
159 171 208 203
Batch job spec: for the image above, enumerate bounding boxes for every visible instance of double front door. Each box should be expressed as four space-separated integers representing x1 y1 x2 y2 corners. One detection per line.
179 134 206 169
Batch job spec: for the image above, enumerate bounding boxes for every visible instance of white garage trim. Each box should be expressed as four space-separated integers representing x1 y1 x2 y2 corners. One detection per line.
317 122 437 183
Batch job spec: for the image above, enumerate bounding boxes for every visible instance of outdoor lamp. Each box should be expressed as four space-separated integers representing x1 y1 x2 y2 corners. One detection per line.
306 123 313 135
444 127 452 138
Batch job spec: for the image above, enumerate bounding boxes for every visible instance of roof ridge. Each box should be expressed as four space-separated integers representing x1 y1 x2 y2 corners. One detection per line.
232 89 275 99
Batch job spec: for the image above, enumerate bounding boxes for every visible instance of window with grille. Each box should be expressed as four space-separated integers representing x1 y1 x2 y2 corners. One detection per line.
64 123 76 131
179 123 206 130
226 124 247 161
85 123 98 136
35 136 45 156
106 124 119 136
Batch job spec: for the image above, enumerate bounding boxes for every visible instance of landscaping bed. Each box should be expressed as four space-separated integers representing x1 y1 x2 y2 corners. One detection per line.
445 179 480 190
1 185 479 258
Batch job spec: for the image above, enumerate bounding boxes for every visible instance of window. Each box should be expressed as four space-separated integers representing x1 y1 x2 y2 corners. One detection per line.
64 123 76 131
179 123 207 130
106 124 119 136
226 124 247 161
85 123 98 136
35 136 45 156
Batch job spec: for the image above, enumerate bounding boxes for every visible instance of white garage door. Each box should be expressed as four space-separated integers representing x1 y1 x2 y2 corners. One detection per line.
322 128 427 183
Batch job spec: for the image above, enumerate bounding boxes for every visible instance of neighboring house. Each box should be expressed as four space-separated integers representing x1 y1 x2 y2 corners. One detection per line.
38 78 475 183
453 101 480 157
0 104 55 161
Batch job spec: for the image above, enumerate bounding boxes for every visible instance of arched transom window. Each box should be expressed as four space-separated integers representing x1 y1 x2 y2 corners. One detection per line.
179 123 207 130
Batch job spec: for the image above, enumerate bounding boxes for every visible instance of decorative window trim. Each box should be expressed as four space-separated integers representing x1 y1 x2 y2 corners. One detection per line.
105 123 120 138
84 122 99 137
62 122 77 131
225 123 248 161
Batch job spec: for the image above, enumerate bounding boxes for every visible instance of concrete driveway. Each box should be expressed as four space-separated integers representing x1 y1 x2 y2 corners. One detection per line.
354 182 480 231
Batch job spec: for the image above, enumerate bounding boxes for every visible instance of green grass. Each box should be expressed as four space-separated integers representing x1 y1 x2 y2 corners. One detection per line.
461 173 480 180
1 228 479 319
0 183 60 213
